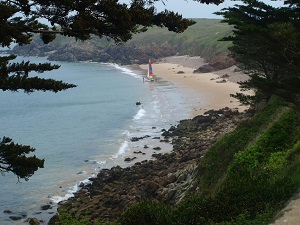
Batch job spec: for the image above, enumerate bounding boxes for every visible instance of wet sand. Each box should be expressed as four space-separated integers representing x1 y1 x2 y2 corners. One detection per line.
121 56 251 166
140 56 250 117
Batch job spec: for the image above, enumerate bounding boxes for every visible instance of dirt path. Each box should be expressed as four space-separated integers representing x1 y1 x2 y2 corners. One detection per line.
270 191 300 225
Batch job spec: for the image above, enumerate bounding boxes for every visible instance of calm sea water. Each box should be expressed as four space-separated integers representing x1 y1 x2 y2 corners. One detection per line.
0 56 191 224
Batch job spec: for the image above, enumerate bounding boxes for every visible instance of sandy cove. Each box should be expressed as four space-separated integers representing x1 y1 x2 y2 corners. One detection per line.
118 56 250 165
118 56 250 167
48 56 299 224
139 56 250 117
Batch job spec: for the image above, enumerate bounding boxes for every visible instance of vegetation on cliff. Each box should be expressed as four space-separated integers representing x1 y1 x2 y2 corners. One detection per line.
55 97 300 225
11 19 232 65
217 1 300 108
53 1 300 224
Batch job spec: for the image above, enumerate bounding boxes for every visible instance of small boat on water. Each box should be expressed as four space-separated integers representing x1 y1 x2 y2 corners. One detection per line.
145 59 155 81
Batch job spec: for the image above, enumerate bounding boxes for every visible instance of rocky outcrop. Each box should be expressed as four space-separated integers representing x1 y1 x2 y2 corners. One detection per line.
11 37 177 65
50 108 251 224
194 51 235 73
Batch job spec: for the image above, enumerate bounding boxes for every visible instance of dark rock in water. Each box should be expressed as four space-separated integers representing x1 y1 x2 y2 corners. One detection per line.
153 147 161 150
153 137 160 139
169 126 176 131
48 214 59 225
152 153 162 158
134 150 143 154
124 157 137 162
130 135 150 142
130 137 140 142
161 130 170 137
144 145 149 148
3 209 12 214
77 171 87 175
6 210 27 221
41 205 51 210
9 216 23 221
25 217 40 225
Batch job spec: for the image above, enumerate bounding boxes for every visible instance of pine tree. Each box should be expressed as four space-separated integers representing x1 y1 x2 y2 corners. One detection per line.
216 0 300 108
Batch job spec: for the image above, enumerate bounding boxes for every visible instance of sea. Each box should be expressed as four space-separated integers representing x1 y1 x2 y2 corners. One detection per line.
0 56 193 224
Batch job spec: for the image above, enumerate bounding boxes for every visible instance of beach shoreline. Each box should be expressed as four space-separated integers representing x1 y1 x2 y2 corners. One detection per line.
51 56 253 223
137 55 250 117
118 55 250 166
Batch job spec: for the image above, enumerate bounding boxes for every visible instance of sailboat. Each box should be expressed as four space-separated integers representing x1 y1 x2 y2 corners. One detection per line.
146 59 155 81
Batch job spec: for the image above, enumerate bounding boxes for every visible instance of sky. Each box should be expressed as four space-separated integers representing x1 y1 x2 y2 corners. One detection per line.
122 0 285 19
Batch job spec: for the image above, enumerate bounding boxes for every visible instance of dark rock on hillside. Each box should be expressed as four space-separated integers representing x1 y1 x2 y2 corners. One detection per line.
194 51 235 73
11 37 177 65
49 108 251 224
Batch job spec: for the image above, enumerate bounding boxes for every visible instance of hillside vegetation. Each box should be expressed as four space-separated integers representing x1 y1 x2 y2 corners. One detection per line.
53 97 300 225
11 19 232 64
127 19 232 57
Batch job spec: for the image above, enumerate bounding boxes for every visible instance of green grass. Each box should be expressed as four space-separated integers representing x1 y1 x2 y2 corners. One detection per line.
118 97 300 225
38 19 232 60
127 19 232 58
56 99 300 225
194 97 288 194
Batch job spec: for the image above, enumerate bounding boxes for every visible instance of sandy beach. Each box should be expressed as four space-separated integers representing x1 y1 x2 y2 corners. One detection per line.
120 55 250 166
138 57 300 225
139 56 250 117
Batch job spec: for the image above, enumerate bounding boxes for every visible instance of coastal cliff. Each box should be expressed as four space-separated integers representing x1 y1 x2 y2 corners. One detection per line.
7 18 300 225
49 107 251 224
49 96 300 225
10 19 232 67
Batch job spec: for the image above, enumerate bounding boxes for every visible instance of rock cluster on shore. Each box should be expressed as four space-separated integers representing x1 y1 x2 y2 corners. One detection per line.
49 107 252 224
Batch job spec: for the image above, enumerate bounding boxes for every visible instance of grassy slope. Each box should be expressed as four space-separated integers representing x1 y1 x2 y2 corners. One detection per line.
118 97 300 225
128 18 232 58
57 97 300 225
54 20 300 225
34 19 232 60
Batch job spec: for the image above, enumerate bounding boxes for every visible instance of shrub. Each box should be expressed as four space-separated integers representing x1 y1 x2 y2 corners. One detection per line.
119 200 173 225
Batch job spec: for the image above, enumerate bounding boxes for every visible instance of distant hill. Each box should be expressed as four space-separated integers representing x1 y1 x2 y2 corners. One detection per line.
11 19 232 65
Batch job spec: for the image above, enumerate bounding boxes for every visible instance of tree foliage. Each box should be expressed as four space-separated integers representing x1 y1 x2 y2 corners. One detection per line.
0 137 44 181
216 0 300 108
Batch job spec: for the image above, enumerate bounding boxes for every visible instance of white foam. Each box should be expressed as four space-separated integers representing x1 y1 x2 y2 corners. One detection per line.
133 108 146 120
110 140 128 159
96 160 107 165
50 183 78 203
122 129 130 137
50 177 92 204
108 64 141 79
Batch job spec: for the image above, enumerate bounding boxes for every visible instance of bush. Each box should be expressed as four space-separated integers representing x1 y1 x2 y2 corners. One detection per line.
119 200 173 225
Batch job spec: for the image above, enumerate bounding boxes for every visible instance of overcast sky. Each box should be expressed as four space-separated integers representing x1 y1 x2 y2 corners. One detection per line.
123 0 285 19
